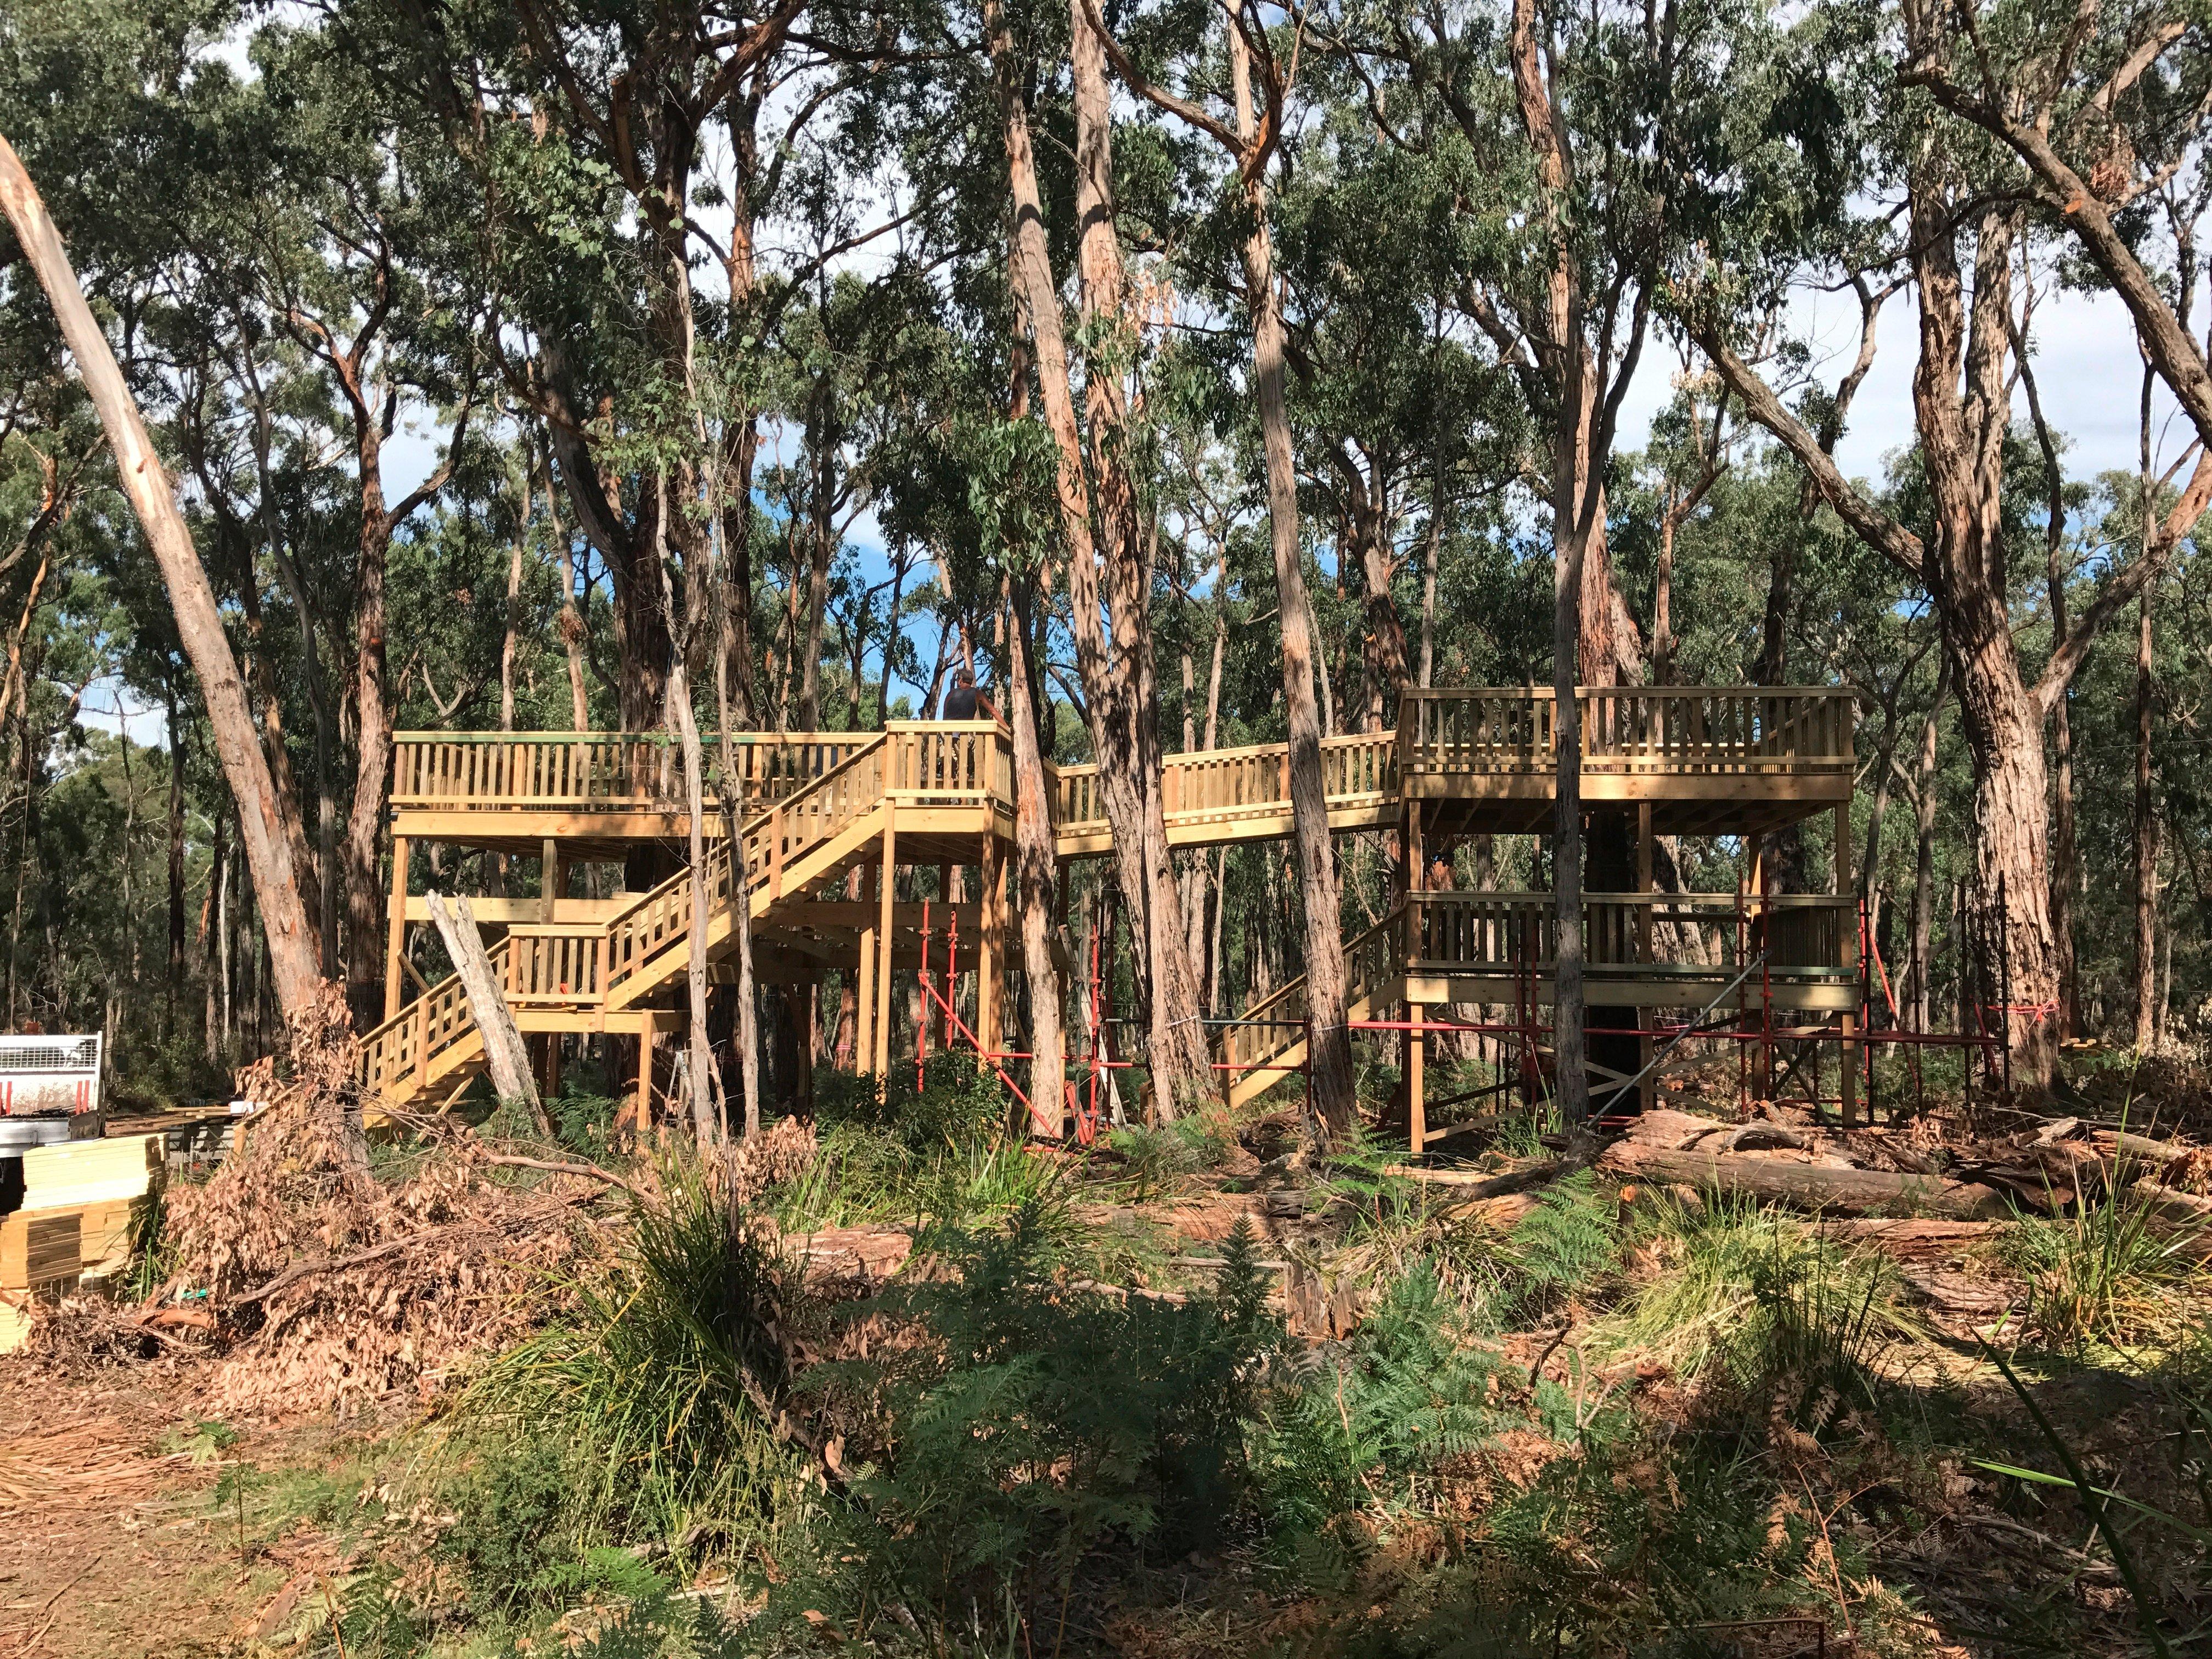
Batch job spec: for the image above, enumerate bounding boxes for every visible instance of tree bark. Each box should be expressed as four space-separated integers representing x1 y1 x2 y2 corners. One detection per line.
167 688 187 1039
1599 1141 2006 1218
342 400 403 1025
2018 327 2078 1040
658 471 724 1144
537 438 592 730
1006 578 1065 1135
1063 0 1214 1114
1692 181 2209 1087
1075 0 1355 1137
0 132 325 1024
1227 11 1355 1140
2134 587 2158 1050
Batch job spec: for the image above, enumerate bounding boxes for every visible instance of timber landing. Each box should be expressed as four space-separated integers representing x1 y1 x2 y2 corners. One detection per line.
367 687 1863 1139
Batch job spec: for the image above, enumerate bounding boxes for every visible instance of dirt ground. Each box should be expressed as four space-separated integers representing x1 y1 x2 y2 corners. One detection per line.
0 1376 354 1658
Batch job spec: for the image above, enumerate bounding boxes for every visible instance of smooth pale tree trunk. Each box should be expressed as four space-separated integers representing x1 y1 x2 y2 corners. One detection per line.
1077 0 1353 1137
0 132 325 1023
1006 580 1065 1134
712 615 762 1138
2019 343 2078 1039
1548 404 1590 1127
342 408 397 1027
658 474 724 1143
425 892 550 1134
988 0 1207 1120
1225 16 1355 1141
2134 588 2158 1050
539 441 593 730
1050 0 1214 1113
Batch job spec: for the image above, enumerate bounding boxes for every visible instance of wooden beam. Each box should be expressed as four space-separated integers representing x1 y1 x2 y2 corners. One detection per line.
634 1023 657 1137
855 924 876 1077
764 901 981 931
404 895 633 925
1638 802 1654 1114
978 825 1004 1055
876 801 897 1079
542 836 562 924
384 836 410 1021
1407 1002 1425 1155
1838 798 1859 1127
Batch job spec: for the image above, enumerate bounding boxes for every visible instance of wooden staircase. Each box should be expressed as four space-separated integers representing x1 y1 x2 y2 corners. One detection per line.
362 732 914 1109
1215 908 1407 1112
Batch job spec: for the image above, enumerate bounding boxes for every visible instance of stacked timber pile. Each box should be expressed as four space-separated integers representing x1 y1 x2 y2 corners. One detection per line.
1 1133 162 1351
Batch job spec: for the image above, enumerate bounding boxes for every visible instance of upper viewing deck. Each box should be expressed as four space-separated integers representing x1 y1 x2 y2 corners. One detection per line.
388 685 1855 857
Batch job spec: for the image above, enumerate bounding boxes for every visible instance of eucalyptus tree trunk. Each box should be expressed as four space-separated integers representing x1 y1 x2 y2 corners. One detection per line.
2019 340 2079 1040
713 645 761 1139
988 0 1215 1120
659 472 724 1144
1062 3 1214 1113
1698 184 2209 1087
0 133 326 1024
538 441 593 730
1226 14 1355 1141
1006 580 1065 1134
2134 588 2158 1051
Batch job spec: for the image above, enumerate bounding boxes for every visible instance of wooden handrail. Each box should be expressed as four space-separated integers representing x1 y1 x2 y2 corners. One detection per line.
1054 730 1399 830
1398 687 1855 772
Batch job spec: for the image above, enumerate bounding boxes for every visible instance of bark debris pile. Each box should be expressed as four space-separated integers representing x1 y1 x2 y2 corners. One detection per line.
31 991 609 1414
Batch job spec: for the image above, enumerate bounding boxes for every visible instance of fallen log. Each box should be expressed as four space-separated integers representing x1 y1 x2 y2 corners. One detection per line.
1827 1218 2002 1245
1597 1141 2011 1218
1384 1161 1567 1200
2129 1177 2212 1224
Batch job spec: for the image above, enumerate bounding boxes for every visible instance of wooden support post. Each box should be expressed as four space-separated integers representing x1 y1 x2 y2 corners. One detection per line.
856 926 877 1077
789 983 815 1111
544 1031 562 1098
1402 798 1422 1136
1408 1001 1426 1154
978 829 1004 1057
542 836 562 923
875 803 897 1079
1637 802 1654 1113
635 1022 657 1135
384 835 410 1021
1837 798 1860 1127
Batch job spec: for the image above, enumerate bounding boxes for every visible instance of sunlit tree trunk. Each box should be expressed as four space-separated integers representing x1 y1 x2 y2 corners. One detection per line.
0 132 325 1023
1065 2 1214 1112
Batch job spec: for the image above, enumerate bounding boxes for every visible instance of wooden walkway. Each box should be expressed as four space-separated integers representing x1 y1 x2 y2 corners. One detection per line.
367 688 1858 1113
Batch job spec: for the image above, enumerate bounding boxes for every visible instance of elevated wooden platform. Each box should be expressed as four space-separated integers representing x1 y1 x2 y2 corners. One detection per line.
390 687 1853 855
367 688 1860 1120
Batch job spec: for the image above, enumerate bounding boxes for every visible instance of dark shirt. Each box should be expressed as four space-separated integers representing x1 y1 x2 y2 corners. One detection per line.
942 683 981 720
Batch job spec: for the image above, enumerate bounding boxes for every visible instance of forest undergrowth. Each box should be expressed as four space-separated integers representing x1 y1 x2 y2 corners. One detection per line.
12 1049 2212 1659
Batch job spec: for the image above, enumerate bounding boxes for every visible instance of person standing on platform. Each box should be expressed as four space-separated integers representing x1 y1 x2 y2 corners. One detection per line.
941 665 1000 723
